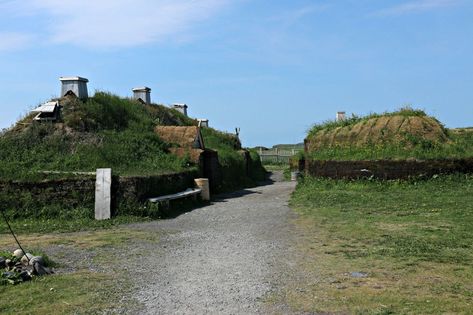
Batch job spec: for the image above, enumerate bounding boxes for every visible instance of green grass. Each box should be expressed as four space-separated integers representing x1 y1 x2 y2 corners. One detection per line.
283 174 473 314
62 91 195 132
200 127 242 151
0 126 192 181
0 215 151 234
307 130 473 160
0 227 154 314
307 107 430 137
305 107 473 161
0 271 125 314
201 128 266 191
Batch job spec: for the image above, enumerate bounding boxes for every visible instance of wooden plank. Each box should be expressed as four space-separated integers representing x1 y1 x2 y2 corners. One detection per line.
148 188 202 203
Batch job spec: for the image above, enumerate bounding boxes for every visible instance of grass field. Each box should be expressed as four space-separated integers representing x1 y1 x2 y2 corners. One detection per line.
285 175 473 314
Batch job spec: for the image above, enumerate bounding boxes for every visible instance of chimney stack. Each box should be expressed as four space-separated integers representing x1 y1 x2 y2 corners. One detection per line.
197 119 209 127
132 87 151 105
336 111 346 122
172 103 188 117
60 76 89 99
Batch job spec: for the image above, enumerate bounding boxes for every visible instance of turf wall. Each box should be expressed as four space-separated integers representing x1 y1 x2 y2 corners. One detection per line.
0 171 197 219
305 158 473 179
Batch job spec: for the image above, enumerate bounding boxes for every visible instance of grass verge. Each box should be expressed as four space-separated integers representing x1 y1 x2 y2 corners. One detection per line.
1 215 150 234
0 271 121 315
0 227 156 314
284 174 473 314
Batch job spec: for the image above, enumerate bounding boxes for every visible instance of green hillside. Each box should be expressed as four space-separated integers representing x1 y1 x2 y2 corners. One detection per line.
0 92 265 189
0 92 196 181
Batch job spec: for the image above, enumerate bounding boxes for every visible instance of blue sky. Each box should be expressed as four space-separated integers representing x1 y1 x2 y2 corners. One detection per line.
1 0 472 147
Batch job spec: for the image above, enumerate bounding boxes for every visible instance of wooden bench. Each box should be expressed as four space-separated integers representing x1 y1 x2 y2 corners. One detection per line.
147 188 202 207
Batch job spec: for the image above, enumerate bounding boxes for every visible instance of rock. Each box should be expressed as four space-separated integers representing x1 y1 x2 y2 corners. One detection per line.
29 256 45 266
350 272 368 278
19 271 32 282
33 262 52 276
13 249 24 258
5 259 15 268
0 257 5 269
20 253 33 265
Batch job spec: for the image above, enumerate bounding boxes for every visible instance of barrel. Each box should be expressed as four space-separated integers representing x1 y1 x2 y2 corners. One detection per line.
194 178 210 201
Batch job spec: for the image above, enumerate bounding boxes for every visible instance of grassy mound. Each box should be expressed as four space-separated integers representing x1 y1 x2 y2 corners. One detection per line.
0 91 265 187
0 92 197 180
306 108 473 160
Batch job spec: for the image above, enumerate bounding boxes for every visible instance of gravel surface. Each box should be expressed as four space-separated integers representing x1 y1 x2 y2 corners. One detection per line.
130 173 299 314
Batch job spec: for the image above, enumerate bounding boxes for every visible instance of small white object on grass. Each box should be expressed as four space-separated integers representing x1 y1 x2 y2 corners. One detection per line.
13 249 24 258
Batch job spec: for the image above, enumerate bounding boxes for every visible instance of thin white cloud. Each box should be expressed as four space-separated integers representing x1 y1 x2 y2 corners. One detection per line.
375 0 460 16
5 0 232 49
0 32 33 52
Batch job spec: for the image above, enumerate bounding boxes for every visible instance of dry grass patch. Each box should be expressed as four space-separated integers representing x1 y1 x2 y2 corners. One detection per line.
0 228 157 250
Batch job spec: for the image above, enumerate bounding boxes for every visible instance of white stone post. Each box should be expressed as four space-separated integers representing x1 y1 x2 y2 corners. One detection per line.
95 168 112 220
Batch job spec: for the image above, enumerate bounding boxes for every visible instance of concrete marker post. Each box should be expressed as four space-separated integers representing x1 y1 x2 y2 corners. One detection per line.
194 178 210 201
95 168 112 220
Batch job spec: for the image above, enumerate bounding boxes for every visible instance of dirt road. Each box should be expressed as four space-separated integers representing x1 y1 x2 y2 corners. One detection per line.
131 174 298 314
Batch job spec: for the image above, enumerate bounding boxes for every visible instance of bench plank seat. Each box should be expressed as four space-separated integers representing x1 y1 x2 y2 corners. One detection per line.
148 188 202 203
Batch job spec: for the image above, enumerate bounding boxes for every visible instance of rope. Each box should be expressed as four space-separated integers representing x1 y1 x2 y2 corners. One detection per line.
0 209 30 264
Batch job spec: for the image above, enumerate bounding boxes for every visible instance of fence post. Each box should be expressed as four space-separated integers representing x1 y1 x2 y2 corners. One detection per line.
95 168 112 220
276 148 279 163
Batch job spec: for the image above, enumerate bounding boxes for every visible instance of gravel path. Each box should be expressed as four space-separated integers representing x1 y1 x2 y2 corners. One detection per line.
131 174 298 314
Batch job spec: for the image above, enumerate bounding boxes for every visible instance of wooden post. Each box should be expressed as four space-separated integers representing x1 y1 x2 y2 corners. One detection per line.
95 168 112 220
194 178 210 201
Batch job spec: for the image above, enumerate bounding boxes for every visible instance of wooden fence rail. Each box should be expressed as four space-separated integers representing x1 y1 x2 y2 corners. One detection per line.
258 148 302 163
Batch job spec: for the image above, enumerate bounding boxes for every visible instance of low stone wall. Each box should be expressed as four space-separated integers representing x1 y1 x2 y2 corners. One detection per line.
305 158 473 179
0 171 198 218
0 177 96 214
115 171 197 202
